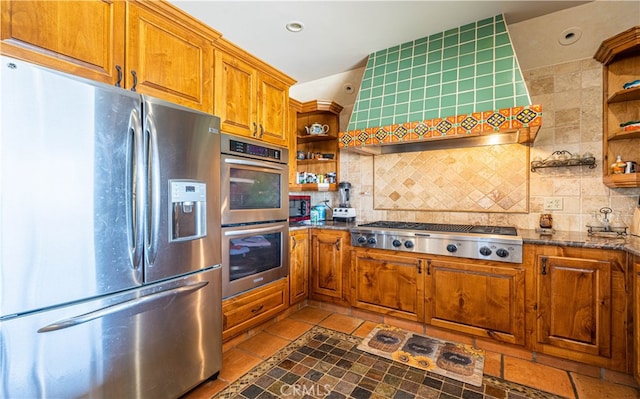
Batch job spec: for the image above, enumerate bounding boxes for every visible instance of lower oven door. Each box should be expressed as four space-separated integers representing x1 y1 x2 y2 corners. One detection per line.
222 221 289 298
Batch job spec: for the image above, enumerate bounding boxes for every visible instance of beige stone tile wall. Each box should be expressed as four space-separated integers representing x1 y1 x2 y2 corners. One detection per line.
336 58 640 231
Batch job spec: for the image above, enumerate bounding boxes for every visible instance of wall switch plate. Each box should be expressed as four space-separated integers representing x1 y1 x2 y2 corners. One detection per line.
544 197 563 210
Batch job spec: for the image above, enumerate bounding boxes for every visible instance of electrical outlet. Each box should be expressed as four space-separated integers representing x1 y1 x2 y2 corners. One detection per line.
544 197 563 210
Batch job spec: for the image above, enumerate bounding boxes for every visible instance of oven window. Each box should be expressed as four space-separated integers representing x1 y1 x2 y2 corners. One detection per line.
229 231 282 281
229 168 281 210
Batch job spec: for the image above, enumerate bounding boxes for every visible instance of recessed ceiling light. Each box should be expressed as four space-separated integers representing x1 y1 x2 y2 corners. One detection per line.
558 27 582 46
286 21 304 33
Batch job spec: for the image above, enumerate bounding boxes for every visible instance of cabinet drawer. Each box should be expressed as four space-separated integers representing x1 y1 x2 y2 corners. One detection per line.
222 278 288 340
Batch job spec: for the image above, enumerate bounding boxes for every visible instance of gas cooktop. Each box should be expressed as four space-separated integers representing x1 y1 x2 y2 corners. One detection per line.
356 221 518 236
351 221 522 263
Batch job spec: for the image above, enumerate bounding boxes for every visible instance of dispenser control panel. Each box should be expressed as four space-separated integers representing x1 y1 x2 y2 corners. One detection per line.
169 180 207 242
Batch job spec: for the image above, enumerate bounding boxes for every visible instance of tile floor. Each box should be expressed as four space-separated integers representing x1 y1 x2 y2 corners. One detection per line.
182 306 640 399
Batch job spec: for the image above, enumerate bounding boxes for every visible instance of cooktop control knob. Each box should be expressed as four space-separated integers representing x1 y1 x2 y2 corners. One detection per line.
446 244 457 253
392 239 402 247
479 246 492 256
367 237 377 245
496 248 509 258
404 240 414 248
357 236 367 244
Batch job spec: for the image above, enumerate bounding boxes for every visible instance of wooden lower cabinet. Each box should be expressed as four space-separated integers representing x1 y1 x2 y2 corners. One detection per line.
351 249 424 322
634 254 640 384
289 229 309 305
529 244 629 371
222 277 289 341
424 257 526 345
309 229 350 305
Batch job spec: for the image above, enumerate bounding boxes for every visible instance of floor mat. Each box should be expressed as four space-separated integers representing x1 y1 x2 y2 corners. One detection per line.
213 325 567 399
358 323 484 387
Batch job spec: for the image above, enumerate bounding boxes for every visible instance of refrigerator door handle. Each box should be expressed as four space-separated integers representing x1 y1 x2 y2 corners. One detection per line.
37 281 209 333
146 113 161 266
128 107 145 273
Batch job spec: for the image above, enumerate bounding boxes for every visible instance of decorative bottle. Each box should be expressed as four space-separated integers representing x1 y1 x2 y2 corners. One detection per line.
611 155 626 174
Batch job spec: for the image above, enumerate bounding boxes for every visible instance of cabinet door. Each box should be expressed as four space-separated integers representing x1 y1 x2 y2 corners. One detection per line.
257 72 289 147
635 256 640 385
424 258 526 345
0 0 125 84
536 255 611 357
126 3 214 112
351 250 424 322
289 230 309 305
310 230 347 301
214 52 257 137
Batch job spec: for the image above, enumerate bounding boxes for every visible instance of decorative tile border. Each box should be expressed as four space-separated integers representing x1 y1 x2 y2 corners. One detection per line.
339 104 541 149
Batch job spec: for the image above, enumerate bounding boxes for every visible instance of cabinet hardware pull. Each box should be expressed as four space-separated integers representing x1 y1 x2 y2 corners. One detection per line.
292 237 297 250
252 122 258 137
541 257 547 275
115 65 123 87
259 124 264 138
417 260 422 274
426 260 431 275
251 305 264 313
335 240 340 251
130 70 138 92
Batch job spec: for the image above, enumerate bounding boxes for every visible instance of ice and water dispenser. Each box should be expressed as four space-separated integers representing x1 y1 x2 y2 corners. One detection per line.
170 180 207 241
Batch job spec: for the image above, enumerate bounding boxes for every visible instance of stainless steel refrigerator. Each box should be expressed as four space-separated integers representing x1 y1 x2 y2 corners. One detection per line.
0 56 222 398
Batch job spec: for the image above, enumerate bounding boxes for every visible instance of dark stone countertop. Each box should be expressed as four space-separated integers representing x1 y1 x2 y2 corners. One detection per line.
290 221 640 257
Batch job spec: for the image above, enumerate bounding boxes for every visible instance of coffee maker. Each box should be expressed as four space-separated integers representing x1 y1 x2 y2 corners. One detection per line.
333 181 356 222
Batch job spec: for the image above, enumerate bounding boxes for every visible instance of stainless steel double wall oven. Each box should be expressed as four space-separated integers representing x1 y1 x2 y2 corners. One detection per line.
220 134 289 298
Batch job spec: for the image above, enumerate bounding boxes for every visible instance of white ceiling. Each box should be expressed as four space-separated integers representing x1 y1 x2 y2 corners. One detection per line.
169 1 639 85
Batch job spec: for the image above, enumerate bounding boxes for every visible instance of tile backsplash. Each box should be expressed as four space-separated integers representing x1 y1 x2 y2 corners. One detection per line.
373 144 528 213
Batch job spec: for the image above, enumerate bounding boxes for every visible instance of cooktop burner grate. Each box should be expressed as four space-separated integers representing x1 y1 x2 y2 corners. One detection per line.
357 221 518 236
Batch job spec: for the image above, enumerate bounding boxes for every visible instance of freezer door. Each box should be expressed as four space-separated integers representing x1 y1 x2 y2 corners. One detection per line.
0 267 222 399
0 57 143 317
143 96 221 283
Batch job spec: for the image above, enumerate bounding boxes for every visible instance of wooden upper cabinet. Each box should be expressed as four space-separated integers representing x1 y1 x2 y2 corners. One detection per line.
215 51 258 137
258 72 289 146
0 0 125 84
126 2 216 112
214 38 295 147
1 0 219 113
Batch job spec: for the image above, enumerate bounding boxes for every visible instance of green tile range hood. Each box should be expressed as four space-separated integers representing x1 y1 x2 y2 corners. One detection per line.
339 15 541 155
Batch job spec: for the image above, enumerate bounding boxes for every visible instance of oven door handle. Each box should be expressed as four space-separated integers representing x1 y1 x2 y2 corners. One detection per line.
224 225 284 236
224 157 286 171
